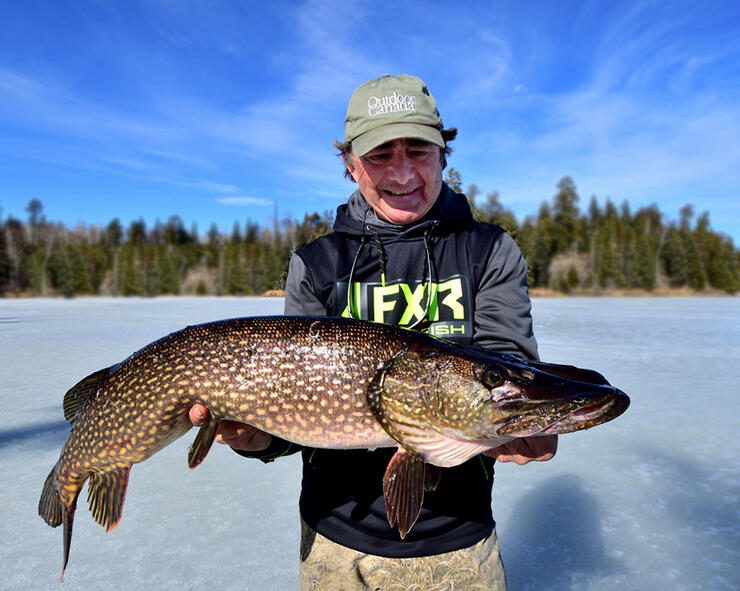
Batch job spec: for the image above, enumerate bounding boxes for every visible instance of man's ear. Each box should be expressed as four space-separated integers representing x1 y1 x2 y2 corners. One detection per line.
345 153 360 183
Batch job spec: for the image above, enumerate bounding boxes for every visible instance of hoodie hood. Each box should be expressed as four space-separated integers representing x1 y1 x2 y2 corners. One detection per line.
333 182 473 238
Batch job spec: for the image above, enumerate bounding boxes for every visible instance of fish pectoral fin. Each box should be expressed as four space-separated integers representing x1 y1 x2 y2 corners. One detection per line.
87 465 131 533
383 448 426 539
411 436 495 467
188 417 220 469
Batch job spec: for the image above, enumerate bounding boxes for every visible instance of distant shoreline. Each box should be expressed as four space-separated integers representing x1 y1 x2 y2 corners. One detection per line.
1 288 735 299
528 287 736 298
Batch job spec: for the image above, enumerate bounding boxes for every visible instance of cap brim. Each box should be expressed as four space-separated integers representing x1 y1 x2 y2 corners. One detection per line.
351 123 444 156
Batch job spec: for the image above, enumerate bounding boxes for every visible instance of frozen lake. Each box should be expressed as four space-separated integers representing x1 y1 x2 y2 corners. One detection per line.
1 296 738 590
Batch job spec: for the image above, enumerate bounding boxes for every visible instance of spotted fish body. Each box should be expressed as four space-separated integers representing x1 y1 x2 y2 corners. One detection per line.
39 315 630 579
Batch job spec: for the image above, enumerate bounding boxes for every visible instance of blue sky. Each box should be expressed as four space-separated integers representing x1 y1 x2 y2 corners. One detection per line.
1 0 739 242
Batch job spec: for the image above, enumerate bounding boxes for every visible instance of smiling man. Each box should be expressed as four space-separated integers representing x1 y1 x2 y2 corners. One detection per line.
345 137 442 225
190 74 556 590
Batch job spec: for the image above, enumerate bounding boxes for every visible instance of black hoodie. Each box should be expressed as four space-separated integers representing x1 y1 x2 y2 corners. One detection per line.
278 183 538 557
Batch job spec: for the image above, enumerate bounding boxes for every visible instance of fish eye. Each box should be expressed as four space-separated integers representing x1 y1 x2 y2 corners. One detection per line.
482 368 503 389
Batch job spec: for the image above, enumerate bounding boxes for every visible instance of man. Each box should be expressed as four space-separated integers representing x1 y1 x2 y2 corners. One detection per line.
190 74 557 589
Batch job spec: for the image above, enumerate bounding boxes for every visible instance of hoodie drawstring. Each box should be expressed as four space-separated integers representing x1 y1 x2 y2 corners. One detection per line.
347 220 438 328
346 233 367 320
367 226 388 288
408 222 437 329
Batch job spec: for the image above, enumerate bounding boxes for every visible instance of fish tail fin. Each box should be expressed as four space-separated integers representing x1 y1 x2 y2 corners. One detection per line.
188 417 220 469
39 465 84 581
87 465 132 533
61 499 78 581
382 449 425 539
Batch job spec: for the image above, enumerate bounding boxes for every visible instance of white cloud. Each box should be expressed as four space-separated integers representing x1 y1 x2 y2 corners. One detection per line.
216 196 273 206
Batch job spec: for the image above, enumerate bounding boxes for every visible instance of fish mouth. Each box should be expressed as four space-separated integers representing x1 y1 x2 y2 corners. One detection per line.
540 393 629 434
495 387 630 437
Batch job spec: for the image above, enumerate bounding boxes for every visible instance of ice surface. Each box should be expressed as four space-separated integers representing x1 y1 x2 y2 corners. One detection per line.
1 297 738 590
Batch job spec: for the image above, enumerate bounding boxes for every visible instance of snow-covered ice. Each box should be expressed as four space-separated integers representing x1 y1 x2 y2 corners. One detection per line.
1 296 738 590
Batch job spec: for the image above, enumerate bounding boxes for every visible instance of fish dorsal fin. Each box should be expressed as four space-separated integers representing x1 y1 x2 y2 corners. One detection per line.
188 418 220 469
63 367 112 424
87 465 131 532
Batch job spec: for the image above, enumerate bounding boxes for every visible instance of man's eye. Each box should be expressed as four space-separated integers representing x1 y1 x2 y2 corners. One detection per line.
366 154 390 163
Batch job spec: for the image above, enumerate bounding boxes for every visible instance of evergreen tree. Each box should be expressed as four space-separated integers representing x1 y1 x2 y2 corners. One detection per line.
661 229 689 287
49 245 91 297
0 222 11 293
87 245 110 293
105 219 123 247
635 233 656 290
158 246 181 295
703 234 737 292
25 199 44 245
595 223 622 288
230 221 242 245
223 243 246 294
293 212 333 249
164 215 190 246
551 176 580 254
621 225 639 288
530 232 550 287
481 191 518 234
683 232 706 290
127 220 147 247
587 196 601 232
118 245 145 296
205 223 221 268
444 167 463 193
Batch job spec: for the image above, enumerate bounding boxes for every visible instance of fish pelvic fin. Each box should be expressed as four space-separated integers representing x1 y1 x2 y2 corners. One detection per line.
188 417 220 469
38 467 63 527
424 464 441 492
87 465 131 533
63 366 114 424
383 448 426 539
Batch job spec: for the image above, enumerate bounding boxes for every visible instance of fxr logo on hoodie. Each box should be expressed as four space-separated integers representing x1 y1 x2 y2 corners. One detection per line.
338 275 472 340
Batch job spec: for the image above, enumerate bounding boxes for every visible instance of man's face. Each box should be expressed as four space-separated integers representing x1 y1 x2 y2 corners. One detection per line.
346 138 444 225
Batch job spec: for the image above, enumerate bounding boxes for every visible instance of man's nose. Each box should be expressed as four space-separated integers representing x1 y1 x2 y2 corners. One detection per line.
387 152 415 184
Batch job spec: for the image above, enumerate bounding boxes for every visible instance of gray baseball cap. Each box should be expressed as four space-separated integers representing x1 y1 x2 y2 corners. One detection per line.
344 74 445 156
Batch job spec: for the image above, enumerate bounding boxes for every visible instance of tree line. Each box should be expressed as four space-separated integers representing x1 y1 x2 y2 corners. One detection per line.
447 171 738 294
0 175 737 298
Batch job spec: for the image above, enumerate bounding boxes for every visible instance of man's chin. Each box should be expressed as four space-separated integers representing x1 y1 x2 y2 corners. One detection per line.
380 207 426 225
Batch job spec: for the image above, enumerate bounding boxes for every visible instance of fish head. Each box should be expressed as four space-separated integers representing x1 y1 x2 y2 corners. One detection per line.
368 342 630 462
490 358 631 437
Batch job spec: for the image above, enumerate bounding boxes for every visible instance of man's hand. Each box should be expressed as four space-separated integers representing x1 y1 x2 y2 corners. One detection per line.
189 404 272 452
484 435 558 465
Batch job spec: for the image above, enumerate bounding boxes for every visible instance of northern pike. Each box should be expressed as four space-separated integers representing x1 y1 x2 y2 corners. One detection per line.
39 315 629 579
